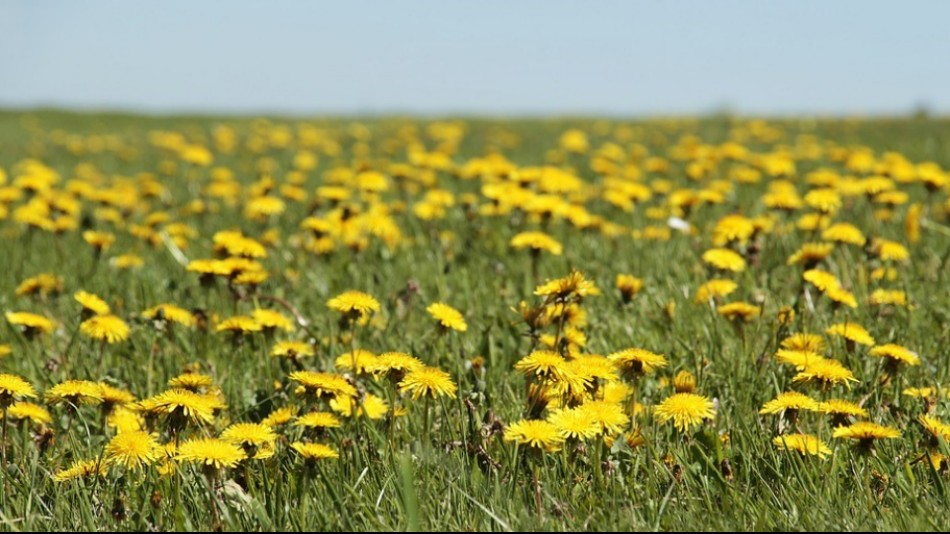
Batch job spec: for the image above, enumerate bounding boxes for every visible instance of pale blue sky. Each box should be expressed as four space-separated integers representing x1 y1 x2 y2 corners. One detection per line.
1 1 948 116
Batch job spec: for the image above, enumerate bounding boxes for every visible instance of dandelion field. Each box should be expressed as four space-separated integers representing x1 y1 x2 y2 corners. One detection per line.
1 110 950 531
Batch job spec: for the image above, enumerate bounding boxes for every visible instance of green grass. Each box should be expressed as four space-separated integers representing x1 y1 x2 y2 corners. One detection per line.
1 109 950 531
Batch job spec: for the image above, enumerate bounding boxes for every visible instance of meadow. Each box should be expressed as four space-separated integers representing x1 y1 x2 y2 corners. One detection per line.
1 110 949 531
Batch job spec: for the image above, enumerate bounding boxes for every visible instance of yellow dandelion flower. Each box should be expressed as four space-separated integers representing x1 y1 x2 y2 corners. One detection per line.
327 290 380 319
818 399 868 418
221 422 278 459
212 230 268 258
426 302 468 332
547 407 600 441
45 380 104 406
774 349 827 369
5 311 56 336
244 195 286 221
569 354 618 383
5 401 52 425
216 315 262 334
694 279 737 304
15 273 64 298
252 308 294 332
773 434 831 458
335 349 378 375
262 406 298 427
104 430 160 470
609 348 668 376
83 230 115 251
289 371 357 400
702 248 746 272
803 269 840 292
804 188 841 213
826 286 858 308
672 370 697 393
510 231 563 255
504 419 565 452
272 340 315 360
329 394 390 420
111 253 144 270
870 239 909 262
833 421 900 442
600 381 633 405
107 406 145 434
654 393 715 432
74 291 110 316
759 392 819 415
140 388 216 426
141 304 196 327
295 411 343 430
176 438 246 469
97 383 135 407
869 343 920 366
80 314 130 344
533 271 600 301
616 274 644 302
787 243 834 266
781 333 826 353
717 301 761 322
826 322 875 347
370 352 424 379
869 289 907 307
712 214 755 246
515 350 569 381
0 373 37 405
290 442 339 461
53 459 107 483
793 359 858 388
919 415 950 442
821 223 866 246
168 373 215 391
398 366 457 400
577 400 631 435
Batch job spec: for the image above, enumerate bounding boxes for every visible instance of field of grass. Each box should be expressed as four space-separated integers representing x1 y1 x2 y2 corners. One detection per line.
1 110 950 531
